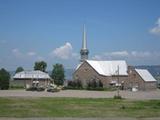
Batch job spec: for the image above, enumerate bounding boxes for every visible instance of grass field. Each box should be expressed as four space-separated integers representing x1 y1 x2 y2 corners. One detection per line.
0 97 160 118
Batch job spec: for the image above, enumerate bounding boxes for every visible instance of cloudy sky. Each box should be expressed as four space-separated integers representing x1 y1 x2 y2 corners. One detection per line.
0 0 160 70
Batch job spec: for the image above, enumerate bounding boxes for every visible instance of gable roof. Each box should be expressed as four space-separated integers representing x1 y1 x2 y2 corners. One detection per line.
77 60 128 76
135 69 156 82
13 70 51 80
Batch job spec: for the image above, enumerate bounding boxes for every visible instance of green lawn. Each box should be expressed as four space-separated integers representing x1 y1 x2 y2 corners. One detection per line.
0 97 160 118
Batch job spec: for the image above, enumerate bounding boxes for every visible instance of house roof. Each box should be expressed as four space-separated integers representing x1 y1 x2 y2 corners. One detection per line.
135 69 156 82
77 60 128 76
13 70 51 80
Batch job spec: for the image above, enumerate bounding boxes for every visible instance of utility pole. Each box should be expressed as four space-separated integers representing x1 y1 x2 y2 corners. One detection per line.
117 65 120 97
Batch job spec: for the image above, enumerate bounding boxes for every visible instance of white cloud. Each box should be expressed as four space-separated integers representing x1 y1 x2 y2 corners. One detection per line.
12 48 19 53
131 51 151 57
12 49 37 57
27 52 36 56
12 48 22 56
50 42 78 60
105 51 129 57
92 51 153 60
150 17 160 35
92 55 103 60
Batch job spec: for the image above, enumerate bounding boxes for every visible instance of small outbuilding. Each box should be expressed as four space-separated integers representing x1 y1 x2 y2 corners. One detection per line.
127 69 157 90
13 70 51 88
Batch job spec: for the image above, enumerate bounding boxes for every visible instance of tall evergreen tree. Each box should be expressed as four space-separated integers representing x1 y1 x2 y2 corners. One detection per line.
51 64 65 85
0 68 10 90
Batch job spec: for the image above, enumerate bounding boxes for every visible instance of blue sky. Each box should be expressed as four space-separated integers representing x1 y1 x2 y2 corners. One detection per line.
0 0 160 70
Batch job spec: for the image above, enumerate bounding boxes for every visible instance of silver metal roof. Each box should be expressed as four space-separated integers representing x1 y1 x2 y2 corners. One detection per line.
77 60 128 76
135 69 156 82
13 70 51 79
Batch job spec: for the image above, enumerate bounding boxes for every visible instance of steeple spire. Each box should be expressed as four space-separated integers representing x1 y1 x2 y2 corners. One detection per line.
80 24 89 62
82 24 87 49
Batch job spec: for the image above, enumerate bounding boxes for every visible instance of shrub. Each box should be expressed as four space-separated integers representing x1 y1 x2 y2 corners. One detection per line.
98 80 103 87
68 81 76 87
114 95 122 99
86 87 105 91
76 79 83 88
87 79 103 90
67 80 83 89
120 105 126 109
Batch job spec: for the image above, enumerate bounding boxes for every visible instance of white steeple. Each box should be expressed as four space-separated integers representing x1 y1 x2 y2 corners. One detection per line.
80 24 89 62
82 24 87 50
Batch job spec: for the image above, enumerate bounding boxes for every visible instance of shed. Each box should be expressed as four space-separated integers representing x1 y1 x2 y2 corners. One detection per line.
13 70 51 88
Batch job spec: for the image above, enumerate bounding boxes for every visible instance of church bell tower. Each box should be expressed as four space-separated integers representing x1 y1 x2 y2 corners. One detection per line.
80 25 89 62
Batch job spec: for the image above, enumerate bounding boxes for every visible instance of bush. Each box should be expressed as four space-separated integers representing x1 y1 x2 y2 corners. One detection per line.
68 81 76 87
86 87 105 91
87 79 103 90
120 105 126 109
67 80 83 89
76 79 83 88
114 95 122 99
98 80 103 87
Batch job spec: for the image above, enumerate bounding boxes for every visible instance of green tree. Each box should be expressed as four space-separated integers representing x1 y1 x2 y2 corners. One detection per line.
34 61 47 72
51 64 65 85
15 67 24 73
0 68 10 90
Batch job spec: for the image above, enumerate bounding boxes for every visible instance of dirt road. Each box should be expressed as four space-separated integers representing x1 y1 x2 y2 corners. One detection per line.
0 90 160 100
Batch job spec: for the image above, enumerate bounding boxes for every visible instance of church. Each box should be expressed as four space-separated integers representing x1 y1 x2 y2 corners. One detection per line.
73 26 157 91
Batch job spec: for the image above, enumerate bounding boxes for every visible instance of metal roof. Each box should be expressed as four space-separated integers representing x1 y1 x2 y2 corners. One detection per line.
77 60 128 76
135 69 156 82
13 70 51 79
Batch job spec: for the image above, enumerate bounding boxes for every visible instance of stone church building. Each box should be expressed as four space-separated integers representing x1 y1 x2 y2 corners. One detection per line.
73 26 157 90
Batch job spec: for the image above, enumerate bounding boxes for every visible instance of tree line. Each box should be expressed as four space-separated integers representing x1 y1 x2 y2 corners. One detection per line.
0 61 65 90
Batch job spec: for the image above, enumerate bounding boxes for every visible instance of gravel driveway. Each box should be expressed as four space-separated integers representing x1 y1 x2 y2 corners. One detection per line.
0 89 160 100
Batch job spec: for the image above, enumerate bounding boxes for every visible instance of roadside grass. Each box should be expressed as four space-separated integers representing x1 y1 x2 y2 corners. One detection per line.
0 97 160 118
